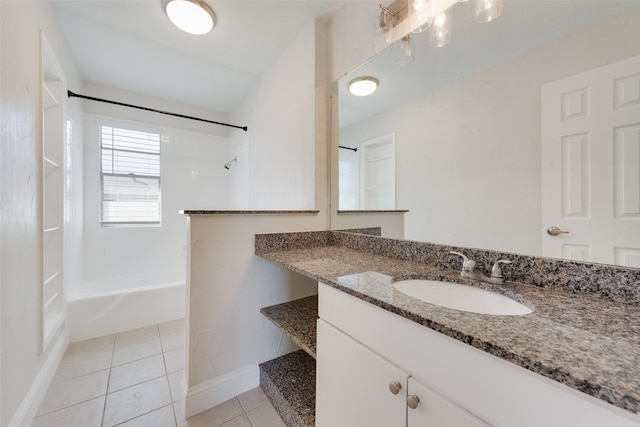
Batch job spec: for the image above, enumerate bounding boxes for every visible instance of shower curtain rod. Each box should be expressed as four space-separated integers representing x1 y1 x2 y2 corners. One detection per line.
339 145 357 152
67 90 248 132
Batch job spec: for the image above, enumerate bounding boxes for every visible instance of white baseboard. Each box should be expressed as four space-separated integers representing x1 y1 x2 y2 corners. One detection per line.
183 365 259 418
9 330 69 427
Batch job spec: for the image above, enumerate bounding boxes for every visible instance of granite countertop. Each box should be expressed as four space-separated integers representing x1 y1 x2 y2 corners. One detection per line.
337 210 410 213
180 210 319 215
256 242 640 415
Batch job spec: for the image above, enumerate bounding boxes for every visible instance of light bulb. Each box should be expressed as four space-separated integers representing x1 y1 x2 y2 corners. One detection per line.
395 36 414 67
430 9 452 47
476 0 503 23
434 12 447 28
411 0 432 33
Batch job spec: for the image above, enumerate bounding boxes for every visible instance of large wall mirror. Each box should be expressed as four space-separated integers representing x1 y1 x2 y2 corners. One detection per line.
336 1 640 267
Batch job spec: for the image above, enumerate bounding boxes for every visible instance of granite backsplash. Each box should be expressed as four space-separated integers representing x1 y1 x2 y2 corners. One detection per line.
256 230 640 306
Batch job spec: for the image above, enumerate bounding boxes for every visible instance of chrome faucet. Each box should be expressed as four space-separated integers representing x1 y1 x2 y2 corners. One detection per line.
449 251 513 285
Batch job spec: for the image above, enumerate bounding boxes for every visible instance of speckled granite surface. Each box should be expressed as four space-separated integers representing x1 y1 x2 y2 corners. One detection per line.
180 210 319 215
256 231 331 252
261 296 318 359
337 210 409 213
335 227 382 237
331 231 640 305
260 350 316 427
256 231 640 414
255 229 381 252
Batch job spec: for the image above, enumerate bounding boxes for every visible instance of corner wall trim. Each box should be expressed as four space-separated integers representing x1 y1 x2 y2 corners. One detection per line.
183 365 259 418
9 331 69 427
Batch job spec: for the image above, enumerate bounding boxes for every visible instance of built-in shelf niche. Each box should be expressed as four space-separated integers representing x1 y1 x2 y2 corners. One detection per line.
40 33 66 352
260 295 318 426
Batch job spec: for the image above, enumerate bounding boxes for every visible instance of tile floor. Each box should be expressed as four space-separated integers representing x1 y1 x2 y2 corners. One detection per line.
31 320 285 427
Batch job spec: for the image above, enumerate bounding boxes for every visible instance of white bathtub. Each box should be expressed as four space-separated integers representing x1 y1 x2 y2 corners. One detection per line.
67 271 186 342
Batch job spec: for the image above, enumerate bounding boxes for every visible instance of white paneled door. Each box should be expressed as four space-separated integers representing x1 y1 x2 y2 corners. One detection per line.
360 134 396 210
542 54 640 267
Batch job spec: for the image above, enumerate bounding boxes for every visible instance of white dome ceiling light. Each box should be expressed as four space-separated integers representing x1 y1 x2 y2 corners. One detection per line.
347 77 380 97
164 0 216 35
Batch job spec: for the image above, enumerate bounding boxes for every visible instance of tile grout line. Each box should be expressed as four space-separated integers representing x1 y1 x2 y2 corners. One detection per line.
103 325 173 427
34 322 188 427
245 403 256 427
110 351 165 368
100 334 116 427
111 402 175 427
157 323 181 427
108 324 172 427
121 324 182 426
32 367 110 418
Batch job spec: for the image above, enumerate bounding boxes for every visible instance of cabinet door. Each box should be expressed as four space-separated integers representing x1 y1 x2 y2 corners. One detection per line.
407 377 490 426
316 319 408 427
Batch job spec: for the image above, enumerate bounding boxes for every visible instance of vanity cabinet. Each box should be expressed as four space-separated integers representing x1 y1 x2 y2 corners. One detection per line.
317 319 488 427
316 319 406 427
317 282 640 427
317 287 492 427
406 377 488 426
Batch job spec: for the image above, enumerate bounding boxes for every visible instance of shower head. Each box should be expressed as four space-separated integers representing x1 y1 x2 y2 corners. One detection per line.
224 157 237 170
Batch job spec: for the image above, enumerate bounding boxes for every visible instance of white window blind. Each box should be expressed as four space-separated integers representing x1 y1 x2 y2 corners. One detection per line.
100 125 161 224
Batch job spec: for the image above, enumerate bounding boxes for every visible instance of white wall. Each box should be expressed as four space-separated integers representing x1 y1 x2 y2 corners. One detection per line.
183 20 334 417
0 1 83 425
331 4 640 253
326 1 378 83
184 214 322 416
79 84 231 283
227 24 316 210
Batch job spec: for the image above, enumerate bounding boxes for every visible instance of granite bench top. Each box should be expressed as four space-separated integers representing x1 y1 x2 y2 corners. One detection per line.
180 210 319 215
256 242 640 416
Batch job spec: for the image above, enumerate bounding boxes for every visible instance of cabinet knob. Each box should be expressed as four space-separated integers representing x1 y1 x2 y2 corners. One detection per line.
388 381 402 395
407 395 420 409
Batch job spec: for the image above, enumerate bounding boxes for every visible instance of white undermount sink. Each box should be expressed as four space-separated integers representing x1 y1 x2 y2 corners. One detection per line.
393 279 533 316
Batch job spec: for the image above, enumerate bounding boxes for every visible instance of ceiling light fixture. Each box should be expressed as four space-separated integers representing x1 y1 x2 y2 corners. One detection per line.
164 0 216 35
411 0 432 34
375 0 504 54
347 77 380 97
373 4 396 53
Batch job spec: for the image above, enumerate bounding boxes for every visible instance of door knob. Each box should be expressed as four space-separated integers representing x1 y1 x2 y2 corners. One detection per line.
389 381 402 395
547 226 569 236
407 395 420 409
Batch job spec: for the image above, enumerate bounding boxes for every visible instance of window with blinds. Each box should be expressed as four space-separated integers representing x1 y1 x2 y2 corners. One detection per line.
100 124 161 225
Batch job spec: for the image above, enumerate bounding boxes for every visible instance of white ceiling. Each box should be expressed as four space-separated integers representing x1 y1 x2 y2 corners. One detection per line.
52 0 350 112
52 0 639 121
339 0 640 128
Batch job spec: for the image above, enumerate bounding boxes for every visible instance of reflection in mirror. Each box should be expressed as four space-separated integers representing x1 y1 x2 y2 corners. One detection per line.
339 133 396 210
337 1 640 267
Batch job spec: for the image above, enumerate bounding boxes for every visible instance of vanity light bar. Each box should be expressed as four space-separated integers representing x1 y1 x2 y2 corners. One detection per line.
378 0 459 34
